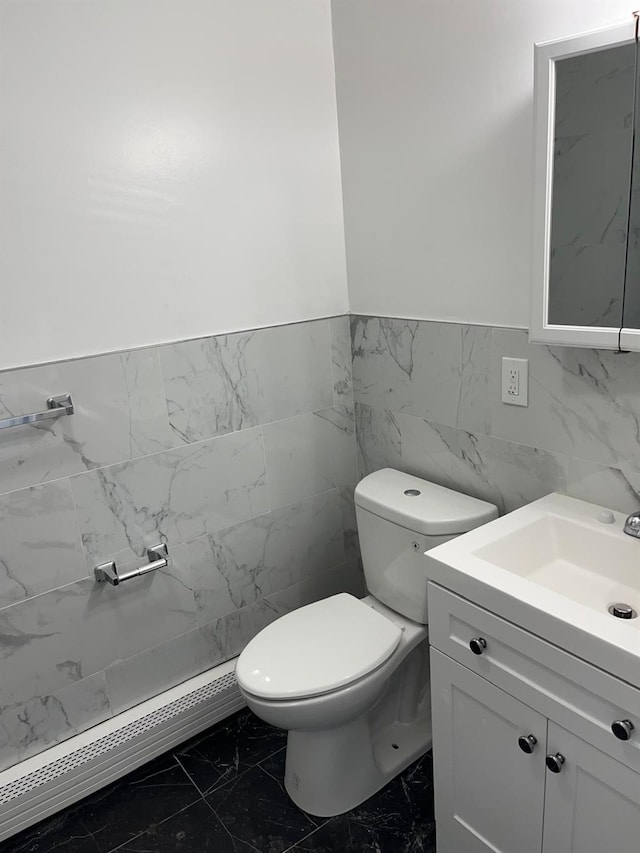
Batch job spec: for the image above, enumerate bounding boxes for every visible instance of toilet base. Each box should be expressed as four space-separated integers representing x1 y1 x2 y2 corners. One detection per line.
239 607 432 818
282 638 432 817
284 707 432 817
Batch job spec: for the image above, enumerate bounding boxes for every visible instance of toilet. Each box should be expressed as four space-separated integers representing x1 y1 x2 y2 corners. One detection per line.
236 468 498 816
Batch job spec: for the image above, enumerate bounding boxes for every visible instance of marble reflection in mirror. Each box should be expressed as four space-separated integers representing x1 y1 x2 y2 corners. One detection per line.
623 49 640 329
548 43 635 328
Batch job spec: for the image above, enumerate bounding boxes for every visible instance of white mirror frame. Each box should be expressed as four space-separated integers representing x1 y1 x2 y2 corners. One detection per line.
530 21 637 350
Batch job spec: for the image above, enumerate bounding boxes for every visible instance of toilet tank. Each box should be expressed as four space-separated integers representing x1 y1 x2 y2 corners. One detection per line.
354 469 498 624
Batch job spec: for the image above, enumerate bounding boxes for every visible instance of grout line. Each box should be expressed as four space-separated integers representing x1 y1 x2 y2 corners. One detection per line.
76 813 102 853
172 753 209 801
205 797 264 853
281 817 334 853
256 746 287 783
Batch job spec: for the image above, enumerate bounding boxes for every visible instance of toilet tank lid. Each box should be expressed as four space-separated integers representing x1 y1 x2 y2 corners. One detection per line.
354 469 498 536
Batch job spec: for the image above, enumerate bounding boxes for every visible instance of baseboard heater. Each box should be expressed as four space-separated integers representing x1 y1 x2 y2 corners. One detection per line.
0 659 245 843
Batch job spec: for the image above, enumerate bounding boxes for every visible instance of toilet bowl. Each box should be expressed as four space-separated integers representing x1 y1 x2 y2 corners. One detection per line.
236 468 498 816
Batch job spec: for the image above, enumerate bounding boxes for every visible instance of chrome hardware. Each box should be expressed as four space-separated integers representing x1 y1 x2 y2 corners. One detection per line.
623 510 640 538
94 544 170 586
518 734 538 754
0 394 74 431
469 637 487 655
404 489 421 497
608 602 637 620
611 719 635 741
545 753 565 773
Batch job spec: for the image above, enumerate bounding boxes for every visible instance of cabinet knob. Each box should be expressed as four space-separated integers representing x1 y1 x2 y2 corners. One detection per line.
469 637 487 655
518 734 537 754
545 753 565 773
611 719 635 741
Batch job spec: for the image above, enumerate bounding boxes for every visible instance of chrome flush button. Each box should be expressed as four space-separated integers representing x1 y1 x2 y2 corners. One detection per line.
404 489 421 496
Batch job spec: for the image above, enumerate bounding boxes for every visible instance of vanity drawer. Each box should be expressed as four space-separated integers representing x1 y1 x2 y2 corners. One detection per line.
428 582 640 773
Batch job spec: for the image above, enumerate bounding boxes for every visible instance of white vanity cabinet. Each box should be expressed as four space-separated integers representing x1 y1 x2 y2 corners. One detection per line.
542 722 640 853
428 583 640 853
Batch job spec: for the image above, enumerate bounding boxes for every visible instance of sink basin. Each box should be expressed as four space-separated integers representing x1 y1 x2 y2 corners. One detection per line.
474 514 640 623
425 493 640 686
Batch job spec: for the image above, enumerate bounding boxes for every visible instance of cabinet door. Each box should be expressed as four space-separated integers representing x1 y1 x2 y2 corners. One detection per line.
431 649 547 853
542 722 640 853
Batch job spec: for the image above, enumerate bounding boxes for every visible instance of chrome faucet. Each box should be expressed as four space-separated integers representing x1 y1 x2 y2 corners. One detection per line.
623 511 640 538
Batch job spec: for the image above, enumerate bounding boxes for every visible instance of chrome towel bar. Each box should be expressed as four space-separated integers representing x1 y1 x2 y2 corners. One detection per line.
0 394 74 430
94 544 170 586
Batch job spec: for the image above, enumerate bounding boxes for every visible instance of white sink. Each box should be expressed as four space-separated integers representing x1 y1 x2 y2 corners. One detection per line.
425 493 640 686
474 514 640 622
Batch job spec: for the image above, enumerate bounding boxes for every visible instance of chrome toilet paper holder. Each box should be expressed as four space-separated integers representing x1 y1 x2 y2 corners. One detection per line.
94 543 170 586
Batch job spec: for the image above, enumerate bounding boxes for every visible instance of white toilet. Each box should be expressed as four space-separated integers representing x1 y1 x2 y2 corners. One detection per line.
236 468 498 816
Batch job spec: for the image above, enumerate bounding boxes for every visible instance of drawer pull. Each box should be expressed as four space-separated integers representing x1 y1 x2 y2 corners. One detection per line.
469 637 487 655
518 734 537 754
545 753 565 773
611 719 635 741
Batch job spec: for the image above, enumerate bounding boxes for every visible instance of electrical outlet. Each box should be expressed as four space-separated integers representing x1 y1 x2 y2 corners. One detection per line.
501 357 528 406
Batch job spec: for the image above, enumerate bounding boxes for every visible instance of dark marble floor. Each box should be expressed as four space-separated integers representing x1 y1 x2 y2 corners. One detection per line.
0 708 436 853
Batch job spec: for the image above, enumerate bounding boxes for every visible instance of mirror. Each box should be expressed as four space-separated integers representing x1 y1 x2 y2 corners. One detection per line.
548 43 634 330
623 64 640 331
531 21 640 350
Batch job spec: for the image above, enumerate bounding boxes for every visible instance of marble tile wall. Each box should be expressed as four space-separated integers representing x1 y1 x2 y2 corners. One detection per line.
11 308 636 774
0 316 361 771
352 314 640 518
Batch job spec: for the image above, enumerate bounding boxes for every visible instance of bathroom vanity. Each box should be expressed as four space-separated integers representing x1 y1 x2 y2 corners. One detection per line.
425 494 640 853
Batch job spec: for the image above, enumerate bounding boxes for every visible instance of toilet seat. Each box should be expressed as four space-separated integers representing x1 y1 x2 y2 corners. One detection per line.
236 593 402 701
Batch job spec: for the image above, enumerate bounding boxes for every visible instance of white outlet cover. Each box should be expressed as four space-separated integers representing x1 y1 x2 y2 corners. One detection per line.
501 357 528 406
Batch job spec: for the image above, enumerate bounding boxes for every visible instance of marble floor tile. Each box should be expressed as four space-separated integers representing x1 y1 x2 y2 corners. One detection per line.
257 746 286 783
205 763 323 853
76 753 200 853
109 800 244 852
287 754 436 853
175 709 286 797
0 808 99 853
0 709 436 853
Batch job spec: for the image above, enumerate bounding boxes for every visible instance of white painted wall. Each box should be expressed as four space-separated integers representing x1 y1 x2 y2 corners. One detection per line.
0 0 347 370
332 0 632 328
